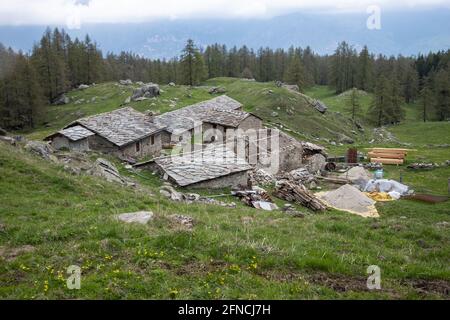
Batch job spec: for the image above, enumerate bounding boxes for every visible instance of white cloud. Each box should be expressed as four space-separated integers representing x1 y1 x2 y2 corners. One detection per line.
0 0 449 27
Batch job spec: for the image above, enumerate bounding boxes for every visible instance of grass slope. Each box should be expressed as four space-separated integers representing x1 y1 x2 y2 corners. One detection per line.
1 79 449 299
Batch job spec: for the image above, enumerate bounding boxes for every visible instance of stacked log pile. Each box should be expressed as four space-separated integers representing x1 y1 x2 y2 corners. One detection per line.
274 180 327 211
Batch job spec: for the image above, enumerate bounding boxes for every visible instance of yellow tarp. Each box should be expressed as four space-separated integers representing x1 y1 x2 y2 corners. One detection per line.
364 192 393 202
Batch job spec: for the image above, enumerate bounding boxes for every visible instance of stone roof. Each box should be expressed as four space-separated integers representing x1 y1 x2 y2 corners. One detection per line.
153 95 242 134
201 108 253 128
154 144 251 186
71 107 163 147
57 125 95 141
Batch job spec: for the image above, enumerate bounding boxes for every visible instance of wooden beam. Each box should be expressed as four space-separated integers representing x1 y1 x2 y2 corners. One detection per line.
370 158 404 165
368 152 406 159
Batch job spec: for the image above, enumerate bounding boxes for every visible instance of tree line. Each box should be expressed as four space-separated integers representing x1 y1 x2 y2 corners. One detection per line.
0 27 449 130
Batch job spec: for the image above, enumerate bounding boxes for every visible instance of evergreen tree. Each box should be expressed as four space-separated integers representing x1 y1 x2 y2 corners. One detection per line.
433 69 450 121
283 53 305 91
179 39 206 86
345 88 362 120
419 77 435 122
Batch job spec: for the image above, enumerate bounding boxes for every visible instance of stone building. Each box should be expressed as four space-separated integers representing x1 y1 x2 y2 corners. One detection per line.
47 107 164 158
136 143 252 189
44 125 95 151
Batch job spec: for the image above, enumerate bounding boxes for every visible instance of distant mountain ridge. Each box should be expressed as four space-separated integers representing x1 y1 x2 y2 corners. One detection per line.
1 9 449 58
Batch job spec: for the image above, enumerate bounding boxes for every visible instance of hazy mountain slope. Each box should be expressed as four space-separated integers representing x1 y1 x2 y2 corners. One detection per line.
1 9 449 58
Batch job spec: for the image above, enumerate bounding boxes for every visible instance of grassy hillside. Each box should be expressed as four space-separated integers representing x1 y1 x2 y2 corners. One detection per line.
2 78 449 299
26 78 365 146
0 142 449 299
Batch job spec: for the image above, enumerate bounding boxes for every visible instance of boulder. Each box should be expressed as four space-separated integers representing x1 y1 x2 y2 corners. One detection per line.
135 81 144 86
53 94 70 105
337 133 354 144
0 136 16 145
118 211 154 225
312 100 327 113
78 84 89 90
124 96 131 104
208 87 227 94
341 166 371 189
119 79 133 85
131 83 160 101
89 158 126 184
24 141 56 161
168 82 176 86
160 184 184 201
305 153 326 174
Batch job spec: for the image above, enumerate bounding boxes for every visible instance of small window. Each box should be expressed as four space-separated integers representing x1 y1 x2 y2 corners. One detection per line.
151 135 155 145
212 124 217 129
178 136 183 142
136 141 141 152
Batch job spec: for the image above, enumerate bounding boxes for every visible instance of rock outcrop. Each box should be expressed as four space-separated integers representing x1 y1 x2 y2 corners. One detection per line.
131 83 160 101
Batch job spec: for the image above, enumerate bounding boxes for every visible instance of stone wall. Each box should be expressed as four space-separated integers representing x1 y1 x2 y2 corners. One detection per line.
185 170 249 189
120 133 162 158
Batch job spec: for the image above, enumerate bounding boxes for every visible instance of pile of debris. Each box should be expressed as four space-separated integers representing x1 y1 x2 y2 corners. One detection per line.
159 184 236 208
407 161 450 170
232 186 278 211
278 167 317 189
316 184 378 218
274 180 327 211
301 141 328 174
248 169 276 185
364 179 410 200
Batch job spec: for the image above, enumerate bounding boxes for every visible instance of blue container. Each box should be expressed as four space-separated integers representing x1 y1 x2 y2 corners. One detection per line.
374 169 383 179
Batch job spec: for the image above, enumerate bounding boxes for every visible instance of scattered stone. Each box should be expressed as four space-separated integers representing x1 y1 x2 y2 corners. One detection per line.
74 98 85 105
135 81 144 86
117 211 153 224
168 214 194 230
168 82 176 86
124 96 131 104
78 84 89 90
119 79 133 85
407 162 447 170
53 94 70 105
131 83 160 101
271 111 278 117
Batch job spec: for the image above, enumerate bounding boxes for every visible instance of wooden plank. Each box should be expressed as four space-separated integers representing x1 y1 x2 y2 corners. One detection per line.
368 152 405 159
370 158 404 165
365 147 417 152
371 149 408 155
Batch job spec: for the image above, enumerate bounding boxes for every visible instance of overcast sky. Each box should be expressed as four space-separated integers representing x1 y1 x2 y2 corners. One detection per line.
1 0 449 28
